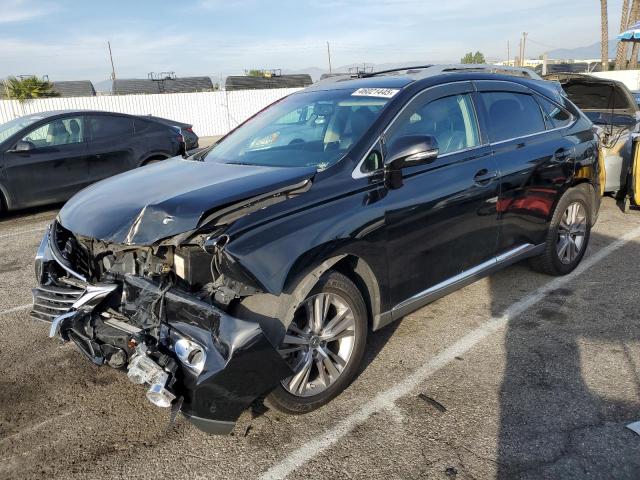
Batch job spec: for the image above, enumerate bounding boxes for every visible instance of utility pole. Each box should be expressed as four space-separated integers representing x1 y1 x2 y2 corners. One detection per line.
507 40 510 65
521 32 528 67
518 39 523 67
108 41 116 94
326 41 332 74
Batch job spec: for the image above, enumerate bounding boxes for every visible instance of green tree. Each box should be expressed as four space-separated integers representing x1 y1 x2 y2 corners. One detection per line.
461 52 474 63
4 76 58 100
247 69 264 77
460 51 486 64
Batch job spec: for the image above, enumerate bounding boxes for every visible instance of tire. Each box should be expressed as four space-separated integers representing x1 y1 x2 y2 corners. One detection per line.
529 186 592 276
266 271 368 415
142 156 167 166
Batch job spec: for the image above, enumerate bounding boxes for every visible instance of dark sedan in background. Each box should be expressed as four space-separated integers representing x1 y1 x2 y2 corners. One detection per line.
0 110 198 212
147 115 199 150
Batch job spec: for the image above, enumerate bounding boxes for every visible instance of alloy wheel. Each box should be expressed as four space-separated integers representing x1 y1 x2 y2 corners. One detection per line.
556 202 587 265
279 292 356 397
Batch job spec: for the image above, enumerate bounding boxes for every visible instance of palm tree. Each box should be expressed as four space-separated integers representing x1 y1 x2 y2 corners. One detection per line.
601 0 609 71
630 0 640 68
615 0 630 69
4 76 57 101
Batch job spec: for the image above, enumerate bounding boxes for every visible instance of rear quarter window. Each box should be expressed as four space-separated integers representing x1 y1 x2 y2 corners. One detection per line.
480 92 546 143
89 115 134 141
536 95 573 129
134 119 169 134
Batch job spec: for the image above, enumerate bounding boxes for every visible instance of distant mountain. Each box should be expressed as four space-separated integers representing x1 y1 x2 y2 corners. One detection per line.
547 39 618 60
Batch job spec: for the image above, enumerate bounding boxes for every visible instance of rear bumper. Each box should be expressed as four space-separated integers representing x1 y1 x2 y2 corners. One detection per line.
31 227 291 434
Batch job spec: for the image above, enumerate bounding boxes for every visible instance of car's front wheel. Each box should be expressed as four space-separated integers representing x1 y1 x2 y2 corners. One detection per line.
266 271 367 414
530 186 592 276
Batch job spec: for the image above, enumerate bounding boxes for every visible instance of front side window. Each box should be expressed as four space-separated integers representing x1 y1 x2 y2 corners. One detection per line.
89 115 134 141
204 89 392 169
480 92 546 143
385 93 480 158
19 116 84 148
536 95 573 129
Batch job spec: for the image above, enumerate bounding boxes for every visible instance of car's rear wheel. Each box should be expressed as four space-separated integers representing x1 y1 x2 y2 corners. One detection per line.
530 187 592 276
142 156 167 166
266 271 367 414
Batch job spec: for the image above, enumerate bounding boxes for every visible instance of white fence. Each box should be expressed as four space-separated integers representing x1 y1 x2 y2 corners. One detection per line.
0 88 302 137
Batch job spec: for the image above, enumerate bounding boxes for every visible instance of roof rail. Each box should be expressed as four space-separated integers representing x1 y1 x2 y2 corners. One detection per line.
358 65 433 78
431 64 542 80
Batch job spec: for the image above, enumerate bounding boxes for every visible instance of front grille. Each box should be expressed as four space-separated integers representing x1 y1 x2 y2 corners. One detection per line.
51 222 93 280
30 284 85 322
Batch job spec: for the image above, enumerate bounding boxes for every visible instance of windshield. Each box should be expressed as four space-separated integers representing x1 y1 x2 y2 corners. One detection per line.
204 88 394 169
0 116 41 144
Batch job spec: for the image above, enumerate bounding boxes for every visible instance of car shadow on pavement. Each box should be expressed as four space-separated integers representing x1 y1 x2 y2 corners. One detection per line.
493 230 640 479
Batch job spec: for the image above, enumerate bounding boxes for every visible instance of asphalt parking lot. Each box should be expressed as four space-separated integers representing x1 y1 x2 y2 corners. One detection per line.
0 197 639 480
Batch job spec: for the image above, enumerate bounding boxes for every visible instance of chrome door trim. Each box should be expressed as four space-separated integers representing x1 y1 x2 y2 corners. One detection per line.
352 80 482 179
354 82 577 179
377 243 542 326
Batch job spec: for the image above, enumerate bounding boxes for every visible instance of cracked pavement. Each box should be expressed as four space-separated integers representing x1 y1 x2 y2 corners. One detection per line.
0 197 639 479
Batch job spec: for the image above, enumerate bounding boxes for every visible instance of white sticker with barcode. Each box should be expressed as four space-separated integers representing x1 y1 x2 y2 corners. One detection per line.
351 88 400 98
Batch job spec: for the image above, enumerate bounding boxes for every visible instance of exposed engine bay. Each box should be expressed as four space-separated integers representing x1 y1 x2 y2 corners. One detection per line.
30 176 314 434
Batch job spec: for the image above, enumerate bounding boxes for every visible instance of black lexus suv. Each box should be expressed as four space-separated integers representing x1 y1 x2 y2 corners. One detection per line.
32 65 600 435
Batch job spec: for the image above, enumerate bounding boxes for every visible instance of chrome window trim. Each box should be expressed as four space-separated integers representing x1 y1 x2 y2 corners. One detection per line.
534 94 577 132
352 81 578 180
488 122 572 147
477 87 577 146
352 81 484 179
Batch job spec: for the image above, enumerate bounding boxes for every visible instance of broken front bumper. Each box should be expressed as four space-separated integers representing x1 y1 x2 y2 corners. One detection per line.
31 226 291 435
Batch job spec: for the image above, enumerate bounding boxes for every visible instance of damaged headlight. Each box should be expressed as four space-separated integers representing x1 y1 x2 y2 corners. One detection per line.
174 337 206 374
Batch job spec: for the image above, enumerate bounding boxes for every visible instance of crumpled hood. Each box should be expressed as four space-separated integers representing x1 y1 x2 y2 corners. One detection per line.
58 157 316 245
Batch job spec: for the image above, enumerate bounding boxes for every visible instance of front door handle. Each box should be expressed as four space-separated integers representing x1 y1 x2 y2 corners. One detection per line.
474 169 498 185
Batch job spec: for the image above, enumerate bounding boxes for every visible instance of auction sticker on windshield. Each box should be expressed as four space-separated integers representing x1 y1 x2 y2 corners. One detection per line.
352 88 400 98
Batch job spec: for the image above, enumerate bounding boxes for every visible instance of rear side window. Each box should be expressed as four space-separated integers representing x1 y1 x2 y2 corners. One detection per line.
134 119 168 134
88 115 134 141
536 96 573 129
480 92 546 143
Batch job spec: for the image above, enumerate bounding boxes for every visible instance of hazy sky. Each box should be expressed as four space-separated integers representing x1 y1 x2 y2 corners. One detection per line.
0 0 626 82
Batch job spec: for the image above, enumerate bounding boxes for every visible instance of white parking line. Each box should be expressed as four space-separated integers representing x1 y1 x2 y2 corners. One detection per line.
260 226 640 480
0 227 46 240
0 411 74 447
0 304 31 316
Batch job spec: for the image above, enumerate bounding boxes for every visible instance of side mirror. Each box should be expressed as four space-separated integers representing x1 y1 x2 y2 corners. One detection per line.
384 135 439 189
11 140 33 153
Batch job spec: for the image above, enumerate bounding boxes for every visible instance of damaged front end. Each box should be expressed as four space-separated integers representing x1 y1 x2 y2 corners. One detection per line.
31 220 292 434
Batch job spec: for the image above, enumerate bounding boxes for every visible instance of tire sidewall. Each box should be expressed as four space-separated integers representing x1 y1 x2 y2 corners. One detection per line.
267 271 368 414
548 188 592 275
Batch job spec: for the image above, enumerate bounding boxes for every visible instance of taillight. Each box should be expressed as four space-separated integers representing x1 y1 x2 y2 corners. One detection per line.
185 127 193 133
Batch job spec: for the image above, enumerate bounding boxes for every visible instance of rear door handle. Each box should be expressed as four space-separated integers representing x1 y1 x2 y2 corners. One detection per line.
554 148 572 161
474 169 498 185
